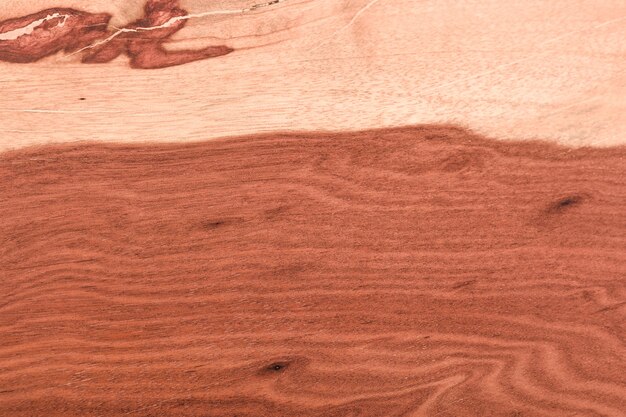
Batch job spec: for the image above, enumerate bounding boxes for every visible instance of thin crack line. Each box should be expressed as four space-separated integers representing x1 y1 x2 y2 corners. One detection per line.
310 0 384 52
67 0 290 57
0 108 157 114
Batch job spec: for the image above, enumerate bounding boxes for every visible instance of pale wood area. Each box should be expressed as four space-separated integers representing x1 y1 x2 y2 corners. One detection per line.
1 0 625 151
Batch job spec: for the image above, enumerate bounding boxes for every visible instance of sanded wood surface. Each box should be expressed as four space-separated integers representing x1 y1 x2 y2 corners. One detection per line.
1 1 625 416
1 0 626 150
1 127 625 416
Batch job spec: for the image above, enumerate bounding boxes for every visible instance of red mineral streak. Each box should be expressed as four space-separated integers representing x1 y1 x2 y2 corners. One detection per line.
0 126 625 416
0 0 233 69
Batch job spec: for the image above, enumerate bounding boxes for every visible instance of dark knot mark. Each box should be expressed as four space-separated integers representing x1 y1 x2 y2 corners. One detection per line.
451 279 476 290
203 220 225 229
258 361 290 376
547 194 585 214
200 217 245 231
267 362 288 372
0 0 233 69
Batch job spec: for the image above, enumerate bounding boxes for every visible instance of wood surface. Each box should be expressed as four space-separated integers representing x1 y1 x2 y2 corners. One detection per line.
0 1 234 69
1 1 625 416
1 0 626 150
1 126 625 415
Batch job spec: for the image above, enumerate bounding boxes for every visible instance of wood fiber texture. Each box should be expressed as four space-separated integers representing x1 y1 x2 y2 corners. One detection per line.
1 126 625 416
2 0 626 150
0 0 233 69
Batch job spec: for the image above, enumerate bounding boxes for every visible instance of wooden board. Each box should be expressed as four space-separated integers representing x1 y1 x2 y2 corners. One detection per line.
1 0 626 150
1 1 625 416
1 127 625 416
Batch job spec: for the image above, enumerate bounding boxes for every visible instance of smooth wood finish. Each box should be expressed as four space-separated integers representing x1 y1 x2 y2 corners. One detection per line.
1 0 626 150
1 127 625 416
1 1 625 415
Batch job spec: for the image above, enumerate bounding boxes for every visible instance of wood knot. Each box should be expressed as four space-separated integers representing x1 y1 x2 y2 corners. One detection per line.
547 194 585 214
260 361 290 375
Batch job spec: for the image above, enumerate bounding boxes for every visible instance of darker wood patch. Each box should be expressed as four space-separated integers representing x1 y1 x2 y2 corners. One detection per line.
546 194 585 214
0 126 624 417
0 0 233 69
264 361 289 373
255 357 306 377
200 217 245 230
451 280 476 290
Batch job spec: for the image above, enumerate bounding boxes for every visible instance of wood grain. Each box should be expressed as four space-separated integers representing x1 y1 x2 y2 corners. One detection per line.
1 126 625 416
0 1 233 69
1 0 626 150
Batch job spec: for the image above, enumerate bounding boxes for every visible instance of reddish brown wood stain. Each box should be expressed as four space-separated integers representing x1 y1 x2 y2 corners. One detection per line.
0 0 232 69
0 126 625 416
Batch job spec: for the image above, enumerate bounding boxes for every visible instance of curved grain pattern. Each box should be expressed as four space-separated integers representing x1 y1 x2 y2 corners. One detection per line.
0 126 625 416
0 1 233 69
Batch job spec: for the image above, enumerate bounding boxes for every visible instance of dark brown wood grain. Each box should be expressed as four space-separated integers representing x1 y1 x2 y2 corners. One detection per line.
0 0 232 69
1 126 625 416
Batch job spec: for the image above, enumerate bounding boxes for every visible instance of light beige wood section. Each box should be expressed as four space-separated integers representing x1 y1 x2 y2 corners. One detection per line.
1 0 625 150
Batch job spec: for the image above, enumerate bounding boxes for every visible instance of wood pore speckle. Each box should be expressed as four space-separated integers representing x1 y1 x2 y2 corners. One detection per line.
1 126 624 416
